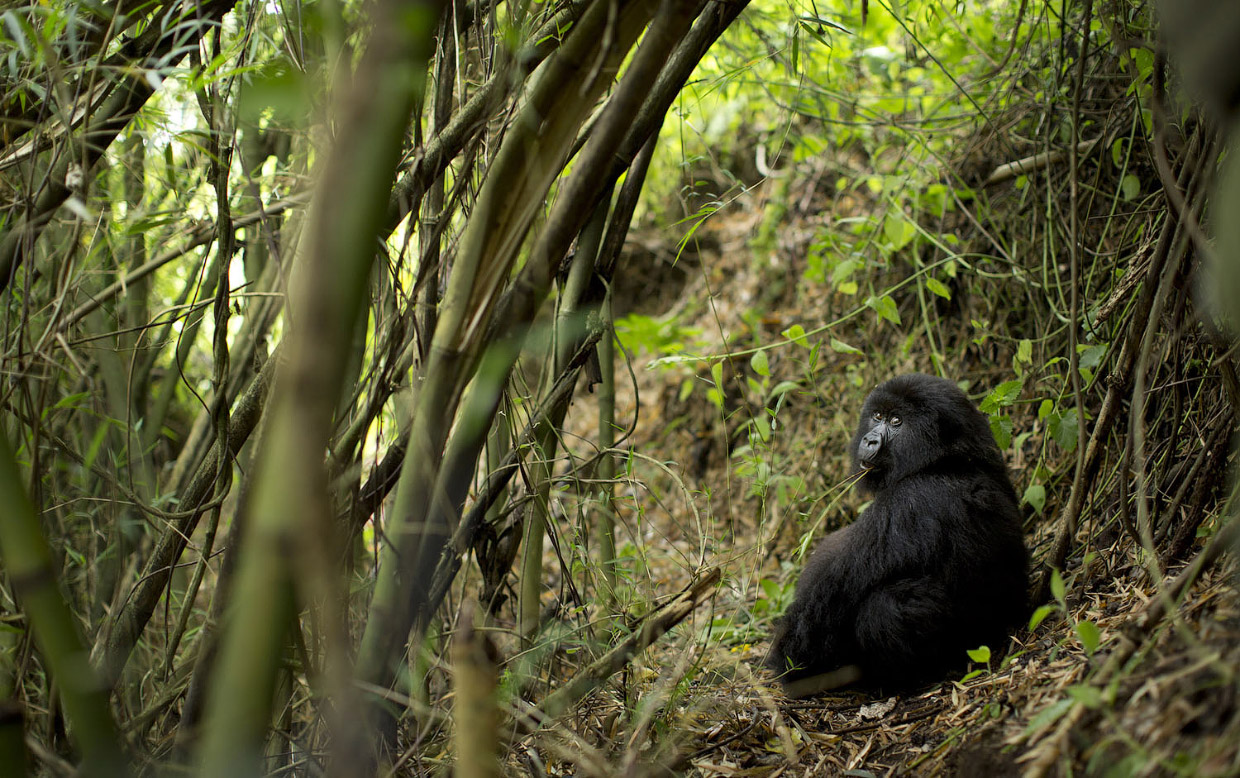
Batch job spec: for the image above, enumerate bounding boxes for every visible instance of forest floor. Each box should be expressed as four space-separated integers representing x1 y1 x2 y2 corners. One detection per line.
550 170 1240 776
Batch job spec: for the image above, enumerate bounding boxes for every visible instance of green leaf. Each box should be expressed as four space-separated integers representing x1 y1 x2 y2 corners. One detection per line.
989 415 1013 449
1050 569 1066 606
754 415 771 442
883 213 917 251
1075 620 1101 655
830 338 863 356
868 294 901 325
925 276 951 299
979 379 1023 413
238 59 310 125
1023 484 1046 515
1066 684 1104 709
769 381 800 398
1017 339 1033 364
781 324 808 347
832 258 861 287
83 421 110 473
1077 343 1107 372
53 391 91 410
1050 407 1080 451
1028 604 1056 630
967 645 991 664
1129 47 1154 81
797 13 851 33
1023 698 1075 738
751 350 770 377
760 578 781 601
1120 174 1140 201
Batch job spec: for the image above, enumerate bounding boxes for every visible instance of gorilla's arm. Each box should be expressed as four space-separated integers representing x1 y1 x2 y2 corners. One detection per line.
855 578 953 677
765 524 859 676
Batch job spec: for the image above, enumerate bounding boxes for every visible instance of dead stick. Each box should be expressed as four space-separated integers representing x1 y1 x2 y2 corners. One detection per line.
518 566 721 730
984 138 1100 186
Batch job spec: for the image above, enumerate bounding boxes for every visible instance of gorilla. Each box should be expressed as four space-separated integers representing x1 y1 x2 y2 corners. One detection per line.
767 374 1029 696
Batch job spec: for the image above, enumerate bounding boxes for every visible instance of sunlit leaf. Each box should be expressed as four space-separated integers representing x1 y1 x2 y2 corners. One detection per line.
1075 620 1101 655
925 276 951 299
1029 604 1056 630
750 350 769 377
1023 484 1046 514
1050 569 1066 605
830 338 864 356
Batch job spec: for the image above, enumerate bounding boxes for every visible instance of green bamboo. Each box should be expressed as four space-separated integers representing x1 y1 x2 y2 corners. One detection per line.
451 606 499 778
596 293 618 607
518 200 609 641
0 432 126 777
356 0 660 723
196 1 441 773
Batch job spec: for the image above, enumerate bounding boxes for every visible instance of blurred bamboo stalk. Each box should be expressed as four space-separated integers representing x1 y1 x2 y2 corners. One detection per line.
0 432 126 777
452 605 500 778
591 130 663 611
195 0 443 773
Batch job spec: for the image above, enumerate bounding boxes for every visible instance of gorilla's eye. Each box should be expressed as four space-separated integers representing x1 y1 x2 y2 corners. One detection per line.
873 411 883 422
890 415 902 427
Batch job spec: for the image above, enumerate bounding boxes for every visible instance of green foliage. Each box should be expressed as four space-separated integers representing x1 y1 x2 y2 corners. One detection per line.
616 312 704 360
756 576 795 617
1029 603 1057 631
867 293 902 326
1023 483 1047 514
1047 406 1081 452
1074 620 1102 656
238 59 313 126
980 380 1024 414
966 645 992 664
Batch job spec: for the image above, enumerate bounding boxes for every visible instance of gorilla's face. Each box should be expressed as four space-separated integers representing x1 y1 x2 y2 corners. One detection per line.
850 374 994 491
854 406 904 474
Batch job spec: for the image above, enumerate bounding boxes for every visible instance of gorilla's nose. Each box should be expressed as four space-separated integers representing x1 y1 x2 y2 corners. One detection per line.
858 432 882 462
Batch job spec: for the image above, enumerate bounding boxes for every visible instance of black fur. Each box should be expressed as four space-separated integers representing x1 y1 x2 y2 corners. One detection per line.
767 374 1029 692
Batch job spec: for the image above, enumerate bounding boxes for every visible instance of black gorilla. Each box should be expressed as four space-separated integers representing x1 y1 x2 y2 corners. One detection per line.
767 374 1029 695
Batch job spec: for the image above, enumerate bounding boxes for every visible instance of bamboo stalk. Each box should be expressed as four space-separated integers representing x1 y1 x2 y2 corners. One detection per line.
196 0 442 773
452 605 500 778
356 0 661 735
519 200 609 641
983 138 1100 186
596 294 618 608
0 432 126 777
